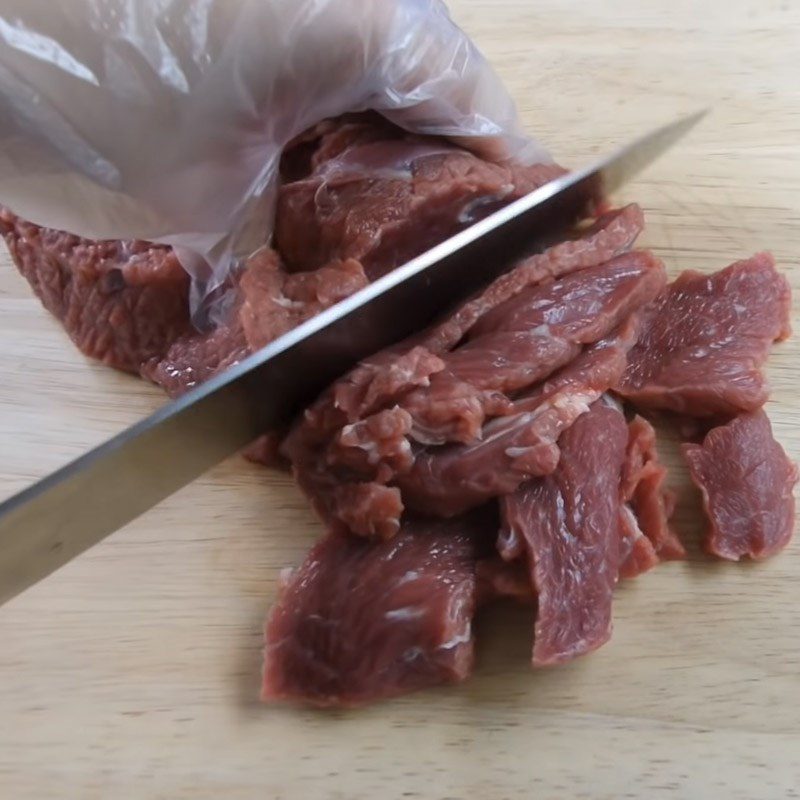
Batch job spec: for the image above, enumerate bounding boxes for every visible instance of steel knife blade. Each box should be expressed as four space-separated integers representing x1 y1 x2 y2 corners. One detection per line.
0 109 707 605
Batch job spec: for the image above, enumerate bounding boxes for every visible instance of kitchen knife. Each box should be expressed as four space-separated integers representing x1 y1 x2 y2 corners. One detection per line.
0 109 707 605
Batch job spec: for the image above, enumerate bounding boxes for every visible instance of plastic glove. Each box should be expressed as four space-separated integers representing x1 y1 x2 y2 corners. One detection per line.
0 0 547 317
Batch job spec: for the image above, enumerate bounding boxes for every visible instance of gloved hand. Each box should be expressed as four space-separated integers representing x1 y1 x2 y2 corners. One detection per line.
0 0 547 314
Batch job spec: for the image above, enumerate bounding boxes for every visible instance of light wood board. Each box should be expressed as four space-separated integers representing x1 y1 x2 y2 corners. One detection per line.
1 1 799 797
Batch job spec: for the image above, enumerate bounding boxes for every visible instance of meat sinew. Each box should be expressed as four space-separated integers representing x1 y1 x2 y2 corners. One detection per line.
683 410 797 560
499 400 629 666
617 252 791 416
262 509 494 707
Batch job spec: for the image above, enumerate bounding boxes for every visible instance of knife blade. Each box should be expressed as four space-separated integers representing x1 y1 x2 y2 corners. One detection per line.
0 109 707 605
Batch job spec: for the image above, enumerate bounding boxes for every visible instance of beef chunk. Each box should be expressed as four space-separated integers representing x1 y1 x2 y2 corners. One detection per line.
262 510 493 707
275 115 566 279
1 208 190 373
683 410 797 560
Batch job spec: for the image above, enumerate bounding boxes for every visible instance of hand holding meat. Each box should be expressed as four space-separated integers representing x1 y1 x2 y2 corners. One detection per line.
0 0 543 315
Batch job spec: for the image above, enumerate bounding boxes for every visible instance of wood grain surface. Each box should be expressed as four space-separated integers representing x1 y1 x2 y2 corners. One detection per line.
1 2 799 798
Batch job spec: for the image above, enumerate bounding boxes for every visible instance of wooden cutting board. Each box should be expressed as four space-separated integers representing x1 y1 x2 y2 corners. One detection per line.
1 2 799 797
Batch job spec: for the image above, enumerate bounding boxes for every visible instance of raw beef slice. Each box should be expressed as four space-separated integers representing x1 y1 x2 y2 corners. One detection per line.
262 510 494 707
0 208 191 372
619 415 685 578
683 410 797 560
617 252 791 417
499 400 629 666
420 203 644 354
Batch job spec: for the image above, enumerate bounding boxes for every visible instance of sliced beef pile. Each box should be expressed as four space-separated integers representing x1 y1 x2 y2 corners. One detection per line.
267 237 795 704
2 113 795 709
280 205 657 537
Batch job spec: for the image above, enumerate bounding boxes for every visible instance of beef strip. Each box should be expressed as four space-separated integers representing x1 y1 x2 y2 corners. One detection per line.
618 506 660 580
683 410 797 560
142 249 370 396
617 252 791 417
262 508 494 707
499 400 629 666
618 415 685 577
239 251 369 350
419 203 644 354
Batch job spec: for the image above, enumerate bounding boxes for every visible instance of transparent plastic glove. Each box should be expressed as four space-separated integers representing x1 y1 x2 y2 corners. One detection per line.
0 0 547 318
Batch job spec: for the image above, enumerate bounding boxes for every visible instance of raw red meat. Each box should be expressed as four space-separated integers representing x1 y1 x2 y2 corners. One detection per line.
185 112 562 393
262 510 494 707
403 250 667 445
420 203 644 354
476 558 532 604
398 317 643 520
499 400 629 666
618 506 660 580
617 252 791 416
683 410 797 560
239 250 369 350
4 110 797 709
140 313 250 396
284 252 664 537
0 208 191 373
142 250 370 396
619 415 685 577
283 204 646 456
6 112 562 400
275 114 566 279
